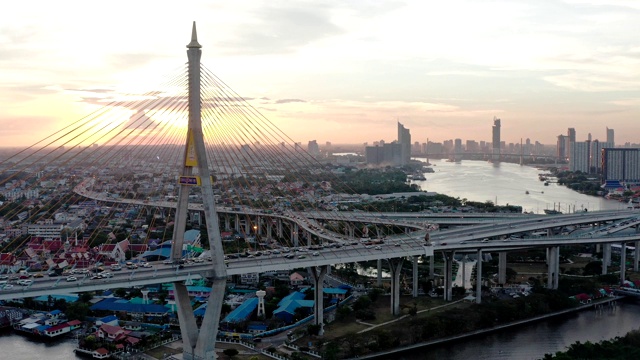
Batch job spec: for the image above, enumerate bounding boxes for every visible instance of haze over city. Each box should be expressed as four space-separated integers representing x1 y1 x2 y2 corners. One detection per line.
1 0 639 147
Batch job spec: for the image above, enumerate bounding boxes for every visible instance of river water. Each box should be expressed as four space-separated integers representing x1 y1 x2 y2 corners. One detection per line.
0 334 78 359
399 301 640 360
413 159 625 214
1 160 636 358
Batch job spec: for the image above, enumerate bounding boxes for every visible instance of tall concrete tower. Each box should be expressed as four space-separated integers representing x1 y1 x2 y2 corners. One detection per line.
606 127 615 147
492 117 501 162
397 122 411 166
567 127 576 162
171 23 228 360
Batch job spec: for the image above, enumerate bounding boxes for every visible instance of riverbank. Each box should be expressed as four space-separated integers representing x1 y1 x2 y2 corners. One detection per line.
348 296 624 360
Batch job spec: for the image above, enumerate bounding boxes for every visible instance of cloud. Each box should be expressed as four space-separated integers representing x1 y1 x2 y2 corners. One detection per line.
216 3 345 55
274 99 306 104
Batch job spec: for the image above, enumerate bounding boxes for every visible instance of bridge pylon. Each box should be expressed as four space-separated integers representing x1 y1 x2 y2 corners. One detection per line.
170 22 228 360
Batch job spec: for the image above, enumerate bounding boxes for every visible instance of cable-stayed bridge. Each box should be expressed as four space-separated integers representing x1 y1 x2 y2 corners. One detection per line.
1 23 639 359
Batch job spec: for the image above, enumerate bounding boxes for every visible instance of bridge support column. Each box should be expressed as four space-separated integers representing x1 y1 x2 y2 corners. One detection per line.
602 243 611 275
634 241 640 272
234 214 240 232
266 221 273 240
277 219 283 239
172 24 228 360
224 215 230 231
498 252 507 285
174 282 199 357
256 217 263 237
620 242 627 283
429 255 435 279
546 246 559 290
309 266 328 335
461 255 467 290
244 216 251 236
292 223 299 247
476 249 482 304
388 258 404 315
412 256 419 298
377 259 382 287
443 251 454 301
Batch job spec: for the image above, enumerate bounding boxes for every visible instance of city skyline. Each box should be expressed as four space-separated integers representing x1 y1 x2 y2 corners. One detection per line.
1 1 639 147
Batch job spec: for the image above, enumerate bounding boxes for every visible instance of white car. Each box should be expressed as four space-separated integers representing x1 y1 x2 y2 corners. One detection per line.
66 276 78 282
141 262 152 268
312 251 320 256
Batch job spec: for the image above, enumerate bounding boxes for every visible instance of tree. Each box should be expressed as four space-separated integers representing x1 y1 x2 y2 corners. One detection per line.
222 348 238 357
66 301 90 321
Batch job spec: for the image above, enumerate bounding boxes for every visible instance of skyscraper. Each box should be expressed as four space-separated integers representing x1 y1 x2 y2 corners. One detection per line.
570 141 590 173
397 122 411 166
307 140 320 156
566 128 576 162
606 127 615 147
602 148 640 182
492 117 501 161
557 135 567 160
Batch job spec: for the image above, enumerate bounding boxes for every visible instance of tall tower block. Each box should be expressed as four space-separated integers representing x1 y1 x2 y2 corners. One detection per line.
492 117 501 162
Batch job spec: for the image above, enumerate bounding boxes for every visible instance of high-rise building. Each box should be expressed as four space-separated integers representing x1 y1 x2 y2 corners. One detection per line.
397 122 411 166
566 128 576 162
589 140 613 174
365 143 402 166
557 135 567 160
570 141 590 173
606 127 615 147
307 140 320 156
454 138 463 162
602 148 640 182
492 117 501 161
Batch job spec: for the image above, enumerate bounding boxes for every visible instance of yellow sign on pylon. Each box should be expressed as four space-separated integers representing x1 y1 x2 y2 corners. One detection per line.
185 129 198 166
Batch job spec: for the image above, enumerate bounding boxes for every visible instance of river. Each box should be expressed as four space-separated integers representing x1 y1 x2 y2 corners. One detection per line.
412 159 625 214
399 301 640 360
0 333 79 360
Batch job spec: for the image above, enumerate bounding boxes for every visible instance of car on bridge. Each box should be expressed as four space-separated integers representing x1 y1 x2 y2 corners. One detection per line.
66 276 78 282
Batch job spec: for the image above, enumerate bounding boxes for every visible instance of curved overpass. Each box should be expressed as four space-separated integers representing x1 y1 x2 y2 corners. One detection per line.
3 213 640 301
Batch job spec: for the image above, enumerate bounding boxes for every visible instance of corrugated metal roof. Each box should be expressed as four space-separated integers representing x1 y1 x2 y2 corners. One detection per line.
222 297 258 323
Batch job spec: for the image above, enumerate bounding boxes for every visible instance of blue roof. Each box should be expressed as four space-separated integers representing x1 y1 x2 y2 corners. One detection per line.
222 298 258 323
33 294 79 303
98 315 118 323
277 292 305 307
90 298 171 314
323 288 348 295
194 303 208 317
168 285 211 293
49 309 62 316
273 299 314 316
184 229 200 243
140 247 191 259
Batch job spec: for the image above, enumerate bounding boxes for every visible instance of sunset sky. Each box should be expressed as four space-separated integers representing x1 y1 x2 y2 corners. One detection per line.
1 0 639 148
